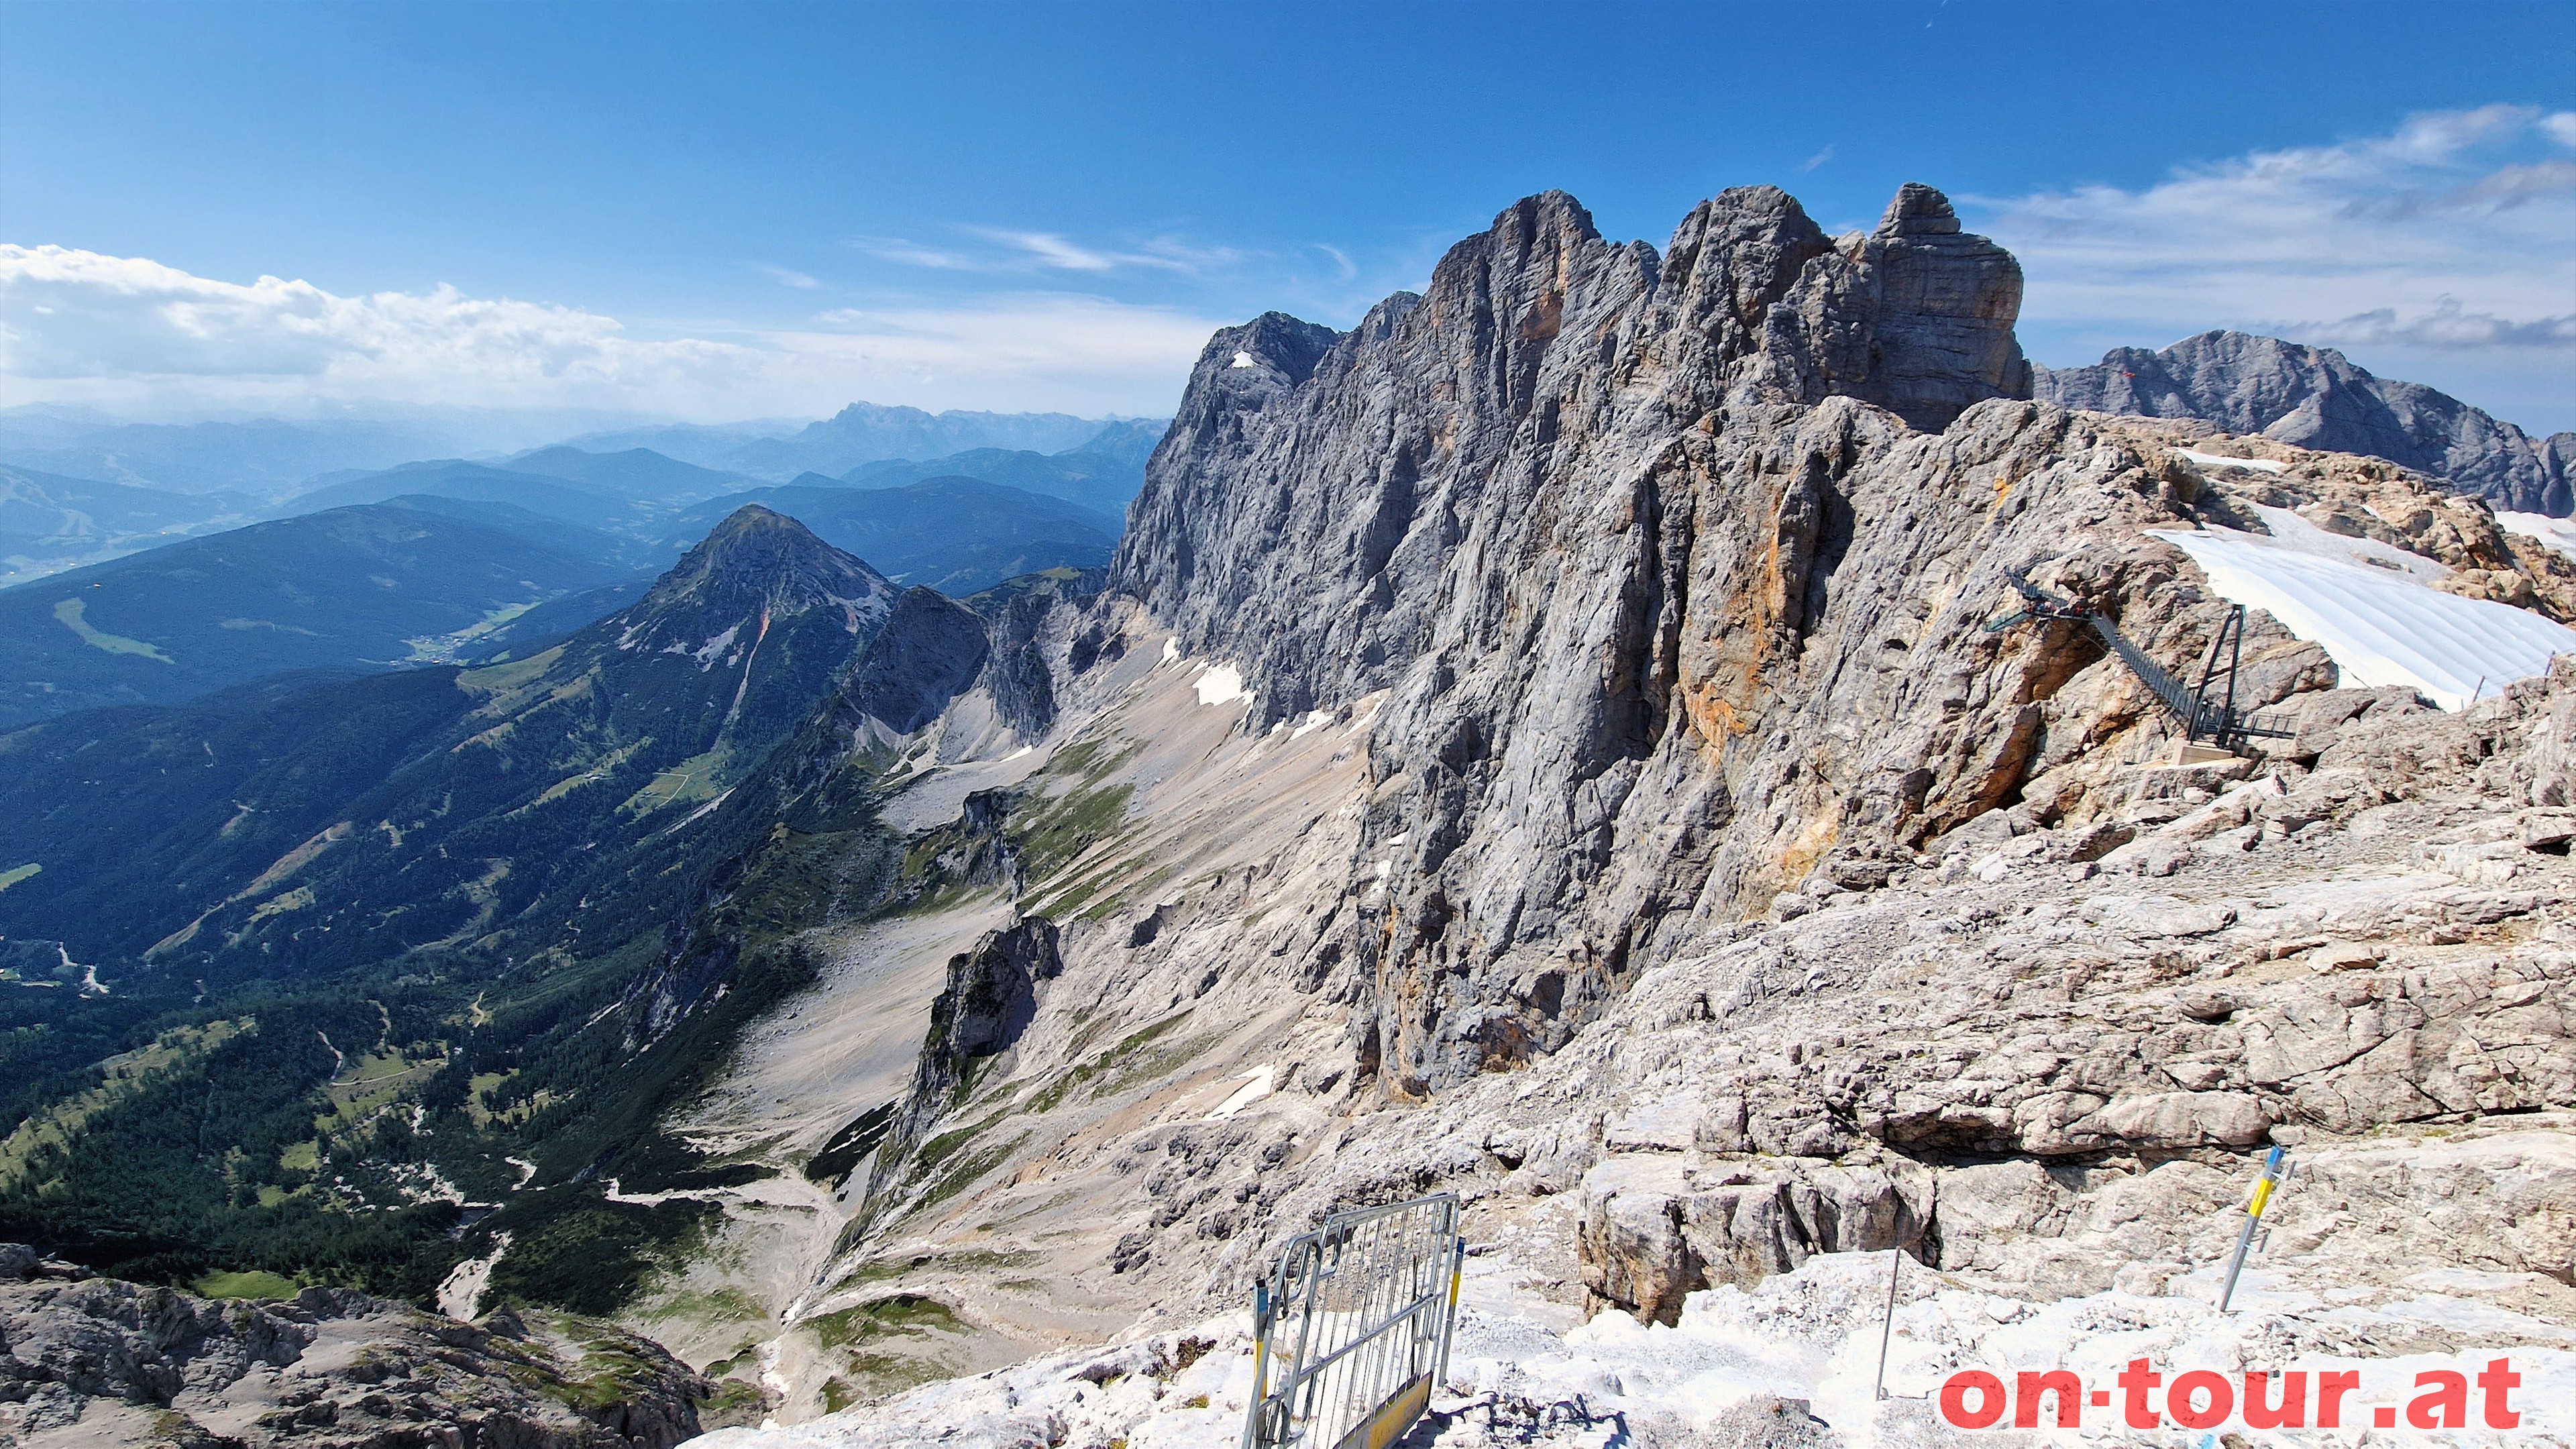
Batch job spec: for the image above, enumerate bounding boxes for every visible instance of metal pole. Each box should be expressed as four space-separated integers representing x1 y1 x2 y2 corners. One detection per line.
1242 1280 1273 1449
1873 1247 1902 1399
2218 1146 2288 1312
2220 608 2243 750
2190 625 2227 743
1435 1234 1464 1390
2216 1213 2260 1313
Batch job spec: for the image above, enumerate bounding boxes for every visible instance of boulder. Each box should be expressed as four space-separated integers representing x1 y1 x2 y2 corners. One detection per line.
1576 1154 1932 1324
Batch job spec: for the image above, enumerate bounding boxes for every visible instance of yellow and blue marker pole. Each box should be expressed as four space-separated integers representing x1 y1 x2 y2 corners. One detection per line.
1243 1280 1273 1449
2218 1146 2288 1312
1434 1235 1465 1387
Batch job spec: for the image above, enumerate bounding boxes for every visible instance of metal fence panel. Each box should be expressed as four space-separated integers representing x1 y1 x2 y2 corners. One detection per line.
1243 1195 1464 1449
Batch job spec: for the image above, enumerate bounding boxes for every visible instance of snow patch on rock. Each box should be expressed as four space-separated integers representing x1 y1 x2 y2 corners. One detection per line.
1204 1066 1273 1120
435 1231 508 1321
1193 663 1248 707
2174 447 2287 475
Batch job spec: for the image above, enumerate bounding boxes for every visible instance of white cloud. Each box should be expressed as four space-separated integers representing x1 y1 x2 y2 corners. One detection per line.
857 226 1244 277
2293 297 2576 353
1801 145 1835 172
0 244 1221 418
967 227 1122 272
794 294 1229 392
1972 104 2576 429
755 264 820 288
847 236 983 271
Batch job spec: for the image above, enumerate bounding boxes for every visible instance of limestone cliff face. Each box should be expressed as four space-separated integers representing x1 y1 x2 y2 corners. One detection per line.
1114 185 2030 733
1758 181 2032 430
1109 185 2259 1095
778 183 2576 1418
2035 329 2576 515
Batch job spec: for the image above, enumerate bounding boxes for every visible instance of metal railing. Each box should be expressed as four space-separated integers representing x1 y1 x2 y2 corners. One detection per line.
1990 570 2296 754
1242 1194 1465 1449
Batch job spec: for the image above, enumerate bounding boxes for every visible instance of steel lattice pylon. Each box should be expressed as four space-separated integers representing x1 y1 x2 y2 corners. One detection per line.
1989 568 2297 755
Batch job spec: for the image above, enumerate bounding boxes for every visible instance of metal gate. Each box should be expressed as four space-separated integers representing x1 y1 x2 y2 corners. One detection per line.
1242 1194 1465 1449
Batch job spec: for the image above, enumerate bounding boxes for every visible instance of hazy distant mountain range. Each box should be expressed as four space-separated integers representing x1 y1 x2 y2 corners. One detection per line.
838 417 1162 518
502 443 754 498
274 431 1145 594
0 413 478 496
0 463 266 587
0 401 1164 497
286 462 654 535
566 400 1134 480
673 475 1120 595
0 407 1159 729
0 403 1161 604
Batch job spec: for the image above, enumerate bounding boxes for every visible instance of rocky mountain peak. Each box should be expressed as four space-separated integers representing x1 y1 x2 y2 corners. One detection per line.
1660 184 1831 337
1197 311 1343 399
1775 180 2031 429
596 504 895 669
1873 179 1964 237
2035 329 2575 513
641 505 891 615
1491 187 1605 258
699 500 818 549
1114 180 2035 729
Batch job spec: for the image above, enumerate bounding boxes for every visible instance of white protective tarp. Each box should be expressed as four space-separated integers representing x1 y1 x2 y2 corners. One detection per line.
2149 525 2576 709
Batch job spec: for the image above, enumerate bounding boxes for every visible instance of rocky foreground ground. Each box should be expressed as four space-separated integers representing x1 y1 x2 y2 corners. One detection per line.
716 655 2576 1446
0 1246 707 1449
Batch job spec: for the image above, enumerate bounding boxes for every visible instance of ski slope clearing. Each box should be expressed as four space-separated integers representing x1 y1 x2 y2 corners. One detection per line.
2149 525 2576 708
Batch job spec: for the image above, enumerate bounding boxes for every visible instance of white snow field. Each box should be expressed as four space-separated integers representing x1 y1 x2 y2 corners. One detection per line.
2149 524 2576 709
2499 511 2576 564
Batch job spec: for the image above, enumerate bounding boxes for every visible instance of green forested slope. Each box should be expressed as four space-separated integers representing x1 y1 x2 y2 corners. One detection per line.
0 501 631 728
0 507 995 1309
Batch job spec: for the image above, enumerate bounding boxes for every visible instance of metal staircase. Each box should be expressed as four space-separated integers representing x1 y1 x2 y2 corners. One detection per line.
1990 570 2296 756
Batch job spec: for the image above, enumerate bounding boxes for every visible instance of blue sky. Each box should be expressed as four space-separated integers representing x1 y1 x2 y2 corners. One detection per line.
5 0 2572 430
